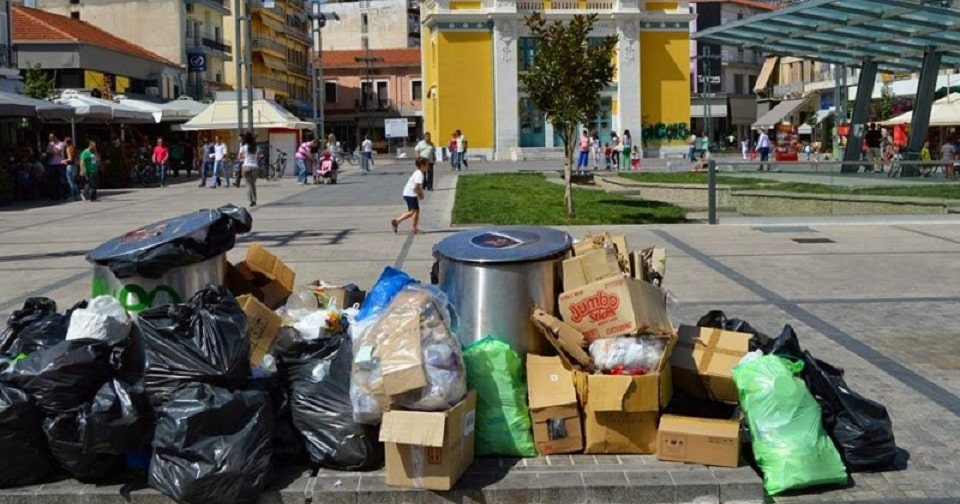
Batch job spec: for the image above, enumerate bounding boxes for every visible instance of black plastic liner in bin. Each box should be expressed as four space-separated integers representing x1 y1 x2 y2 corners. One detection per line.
0 297 88 359
138 285 251 407
86 204 252 280
0 383 54 488
277 332 383 471
43 379 151 482
149 383 274 504
2 338 124 414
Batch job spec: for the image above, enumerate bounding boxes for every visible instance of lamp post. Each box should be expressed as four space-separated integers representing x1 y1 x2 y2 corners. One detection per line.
234 0 254 135
302 3 338 140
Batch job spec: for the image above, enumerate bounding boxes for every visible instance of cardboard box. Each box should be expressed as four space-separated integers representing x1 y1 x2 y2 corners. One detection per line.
630 247 667 286
573 232 629 263
558 276 674 342
657 415 741 468
526 355 583 455
563 248 623 291
380 390 477 490
305 280 367 310
671 326 751 404
573 334 676 454
236 294 282 368
530 309 593 369
227 244 296 309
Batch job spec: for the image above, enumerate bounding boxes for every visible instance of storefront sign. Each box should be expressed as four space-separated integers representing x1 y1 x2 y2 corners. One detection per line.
188 54 206 72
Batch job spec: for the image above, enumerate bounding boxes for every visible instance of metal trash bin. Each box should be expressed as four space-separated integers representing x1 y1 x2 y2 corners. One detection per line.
433 226 572 356
87 205 252 313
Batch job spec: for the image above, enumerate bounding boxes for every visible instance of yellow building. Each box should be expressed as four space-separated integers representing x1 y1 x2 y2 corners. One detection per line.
421 0 692 159
224 0 313 117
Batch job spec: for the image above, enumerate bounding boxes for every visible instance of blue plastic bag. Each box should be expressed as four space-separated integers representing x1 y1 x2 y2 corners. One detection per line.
356 267 417 321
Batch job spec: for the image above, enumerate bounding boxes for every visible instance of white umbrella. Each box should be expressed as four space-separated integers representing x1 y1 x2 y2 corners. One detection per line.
181 98 316 131
160 96 210 121
113 96 163 123
56 94 154 123
880 93 960 127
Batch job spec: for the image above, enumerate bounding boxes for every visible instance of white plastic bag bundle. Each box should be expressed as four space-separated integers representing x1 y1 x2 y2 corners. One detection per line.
350 284 467 425
65 296 132 342
588 336 665 374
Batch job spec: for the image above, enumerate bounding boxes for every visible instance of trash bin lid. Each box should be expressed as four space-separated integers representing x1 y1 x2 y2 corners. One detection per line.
434 226 572 264
87 205 252 279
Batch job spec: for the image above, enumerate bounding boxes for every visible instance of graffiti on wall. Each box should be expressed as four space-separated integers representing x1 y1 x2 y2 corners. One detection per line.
641 122 690 145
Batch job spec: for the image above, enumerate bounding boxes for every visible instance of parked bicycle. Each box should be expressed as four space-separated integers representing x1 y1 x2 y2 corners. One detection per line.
334 149 360 166
130 155 158 187
256 149 288 180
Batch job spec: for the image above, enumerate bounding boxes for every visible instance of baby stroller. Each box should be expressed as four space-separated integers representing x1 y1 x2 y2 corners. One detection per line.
314 153 338 184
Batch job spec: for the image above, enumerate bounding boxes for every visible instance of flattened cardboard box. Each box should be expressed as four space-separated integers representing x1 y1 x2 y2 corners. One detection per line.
573 335 676 454
380 390 477 491
526 354 583 455
530 309 593 369
559 276 674 342
562 248 623 292
672 326 750 404
657 415 741 468
228 243 296 309
236 294 282 368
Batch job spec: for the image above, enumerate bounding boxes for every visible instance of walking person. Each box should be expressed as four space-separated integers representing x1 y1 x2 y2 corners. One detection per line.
169 141 182 178
390 158 429 235
152 137 169 188
238 133 259 206
865 123 883 173
622 129 633 171
448 132 459 170
182 139 195 178
415 132 437 191
361 135 374 172
79 139 99 202
63 137 79 201
46 134 65 200
693 131 709 172
456 129 469 169
592 132 602 170
610 132 621 170
941 138 956 179
210 135 229 187
577 129 590 175
756 128 771 171
199 137 214 187
295 138 318 185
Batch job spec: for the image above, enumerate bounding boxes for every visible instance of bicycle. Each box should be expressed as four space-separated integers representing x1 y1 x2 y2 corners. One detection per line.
334 149 359 166
130 158 158 187
255 149 287 180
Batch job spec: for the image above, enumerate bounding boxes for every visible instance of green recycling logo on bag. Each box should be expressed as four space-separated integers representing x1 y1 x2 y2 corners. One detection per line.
92 277 182 313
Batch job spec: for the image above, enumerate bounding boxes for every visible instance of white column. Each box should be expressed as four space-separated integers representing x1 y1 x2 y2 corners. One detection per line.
545 121 554 148
493 19 519 160
617 20 641 141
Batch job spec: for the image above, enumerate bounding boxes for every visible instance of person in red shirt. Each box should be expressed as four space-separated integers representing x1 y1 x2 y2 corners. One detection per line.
152 137 170 188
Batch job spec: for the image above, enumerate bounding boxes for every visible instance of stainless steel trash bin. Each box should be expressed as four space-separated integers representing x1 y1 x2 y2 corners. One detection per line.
88 206 250 313
433 226 572 356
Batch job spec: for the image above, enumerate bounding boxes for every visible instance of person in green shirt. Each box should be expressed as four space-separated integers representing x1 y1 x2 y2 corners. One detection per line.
79 139 99 202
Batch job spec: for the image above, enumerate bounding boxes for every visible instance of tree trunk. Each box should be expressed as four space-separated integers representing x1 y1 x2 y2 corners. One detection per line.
563 124 577 218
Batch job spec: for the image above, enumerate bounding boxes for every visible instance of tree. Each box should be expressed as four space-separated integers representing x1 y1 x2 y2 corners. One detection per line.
518 13 617 217
22 63 54 100
875 83 894 121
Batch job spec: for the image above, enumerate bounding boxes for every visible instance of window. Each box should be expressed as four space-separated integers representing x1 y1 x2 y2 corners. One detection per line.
410 79 422 101
748 75 757 93
70 11 80 19
733 74 744 95
518 37 537 72
376 80 388 105
324 81 337 104
361 13 368 33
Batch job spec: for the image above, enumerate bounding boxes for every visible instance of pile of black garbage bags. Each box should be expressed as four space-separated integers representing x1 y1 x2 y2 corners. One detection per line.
0 285 381 504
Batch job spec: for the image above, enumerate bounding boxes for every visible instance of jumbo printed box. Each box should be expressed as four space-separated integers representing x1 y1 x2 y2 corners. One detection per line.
558 276 674 342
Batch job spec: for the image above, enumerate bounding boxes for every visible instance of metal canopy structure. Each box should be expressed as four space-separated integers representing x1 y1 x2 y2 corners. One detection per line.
693 0 960 74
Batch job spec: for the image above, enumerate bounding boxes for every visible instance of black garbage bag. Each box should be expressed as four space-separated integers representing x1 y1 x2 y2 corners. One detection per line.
248 374 305 462
0 298 88 359
149 383 274 504
278 333 383 471
696 310 772 351
86 204 252 280
760 325 898 472
43 379 151 482
0 383 54 487
3 338 123 413
138 285 251 407
803 350 898 472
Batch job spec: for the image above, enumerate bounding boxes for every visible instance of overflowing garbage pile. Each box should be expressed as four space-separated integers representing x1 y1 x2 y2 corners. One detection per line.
0 212 903 502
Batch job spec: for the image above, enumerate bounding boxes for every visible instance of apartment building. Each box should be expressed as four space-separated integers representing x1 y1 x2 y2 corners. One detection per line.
223 0 312 118
320 0 420 50
29 0 232 100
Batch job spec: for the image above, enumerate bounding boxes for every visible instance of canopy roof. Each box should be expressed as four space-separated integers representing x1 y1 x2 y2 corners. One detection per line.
55 92 155 123
693 0 960 74
181 99 315 131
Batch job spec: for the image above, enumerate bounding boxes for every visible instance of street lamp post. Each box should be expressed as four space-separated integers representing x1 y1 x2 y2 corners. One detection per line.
234 0 254 135
303 4 338 140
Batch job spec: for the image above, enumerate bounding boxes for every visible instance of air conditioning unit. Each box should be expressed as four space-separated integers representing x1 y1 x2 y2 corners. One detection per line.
146 86 160 97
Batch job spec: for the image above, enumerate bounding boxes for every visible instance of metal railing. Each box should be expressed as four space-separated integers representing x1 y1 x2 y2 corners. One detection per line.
253 75 288 92
202 37 232 54
515 0 615 9
185 0 231 12
251 36 286 55
284 24 312 44
286 60 309 74
354 98 394 111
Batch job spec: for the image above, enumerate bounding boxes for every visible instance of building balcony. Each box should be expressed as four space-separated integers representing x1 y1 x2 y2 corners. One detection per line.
253 74 288 93
284 24 312 44
354 98 395 112
513 0 616 11
184 0 231 15
287 60 309 75
251 36 287 57
202 37 233 58
250 0 284 20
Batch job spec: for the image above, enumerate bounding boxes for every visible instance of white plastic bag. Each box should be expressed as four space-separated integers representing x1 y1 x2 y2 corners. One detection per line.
65 296 132 342
588 336 665 374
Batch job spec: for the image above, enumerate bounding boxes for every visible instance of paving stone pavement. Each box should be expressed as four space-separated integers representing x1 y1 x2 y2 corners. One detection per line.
2 162 960 503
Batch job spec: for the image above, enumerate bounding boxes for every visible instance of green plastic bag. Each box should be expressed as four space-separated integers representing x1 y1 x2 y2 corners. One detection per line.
463 337 537 457
733 354 848 496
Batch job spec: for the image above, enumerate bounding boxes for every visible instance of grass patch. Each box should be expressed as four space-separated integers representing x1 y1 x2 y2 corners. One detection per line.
452 173 686 225
620 172 960 199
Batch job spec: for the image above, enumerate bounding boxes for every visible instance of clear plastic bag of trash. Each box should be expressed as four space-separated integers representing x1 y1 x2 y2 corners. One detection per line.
588 336 665 375
350 284 466 424
66 296 132 342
